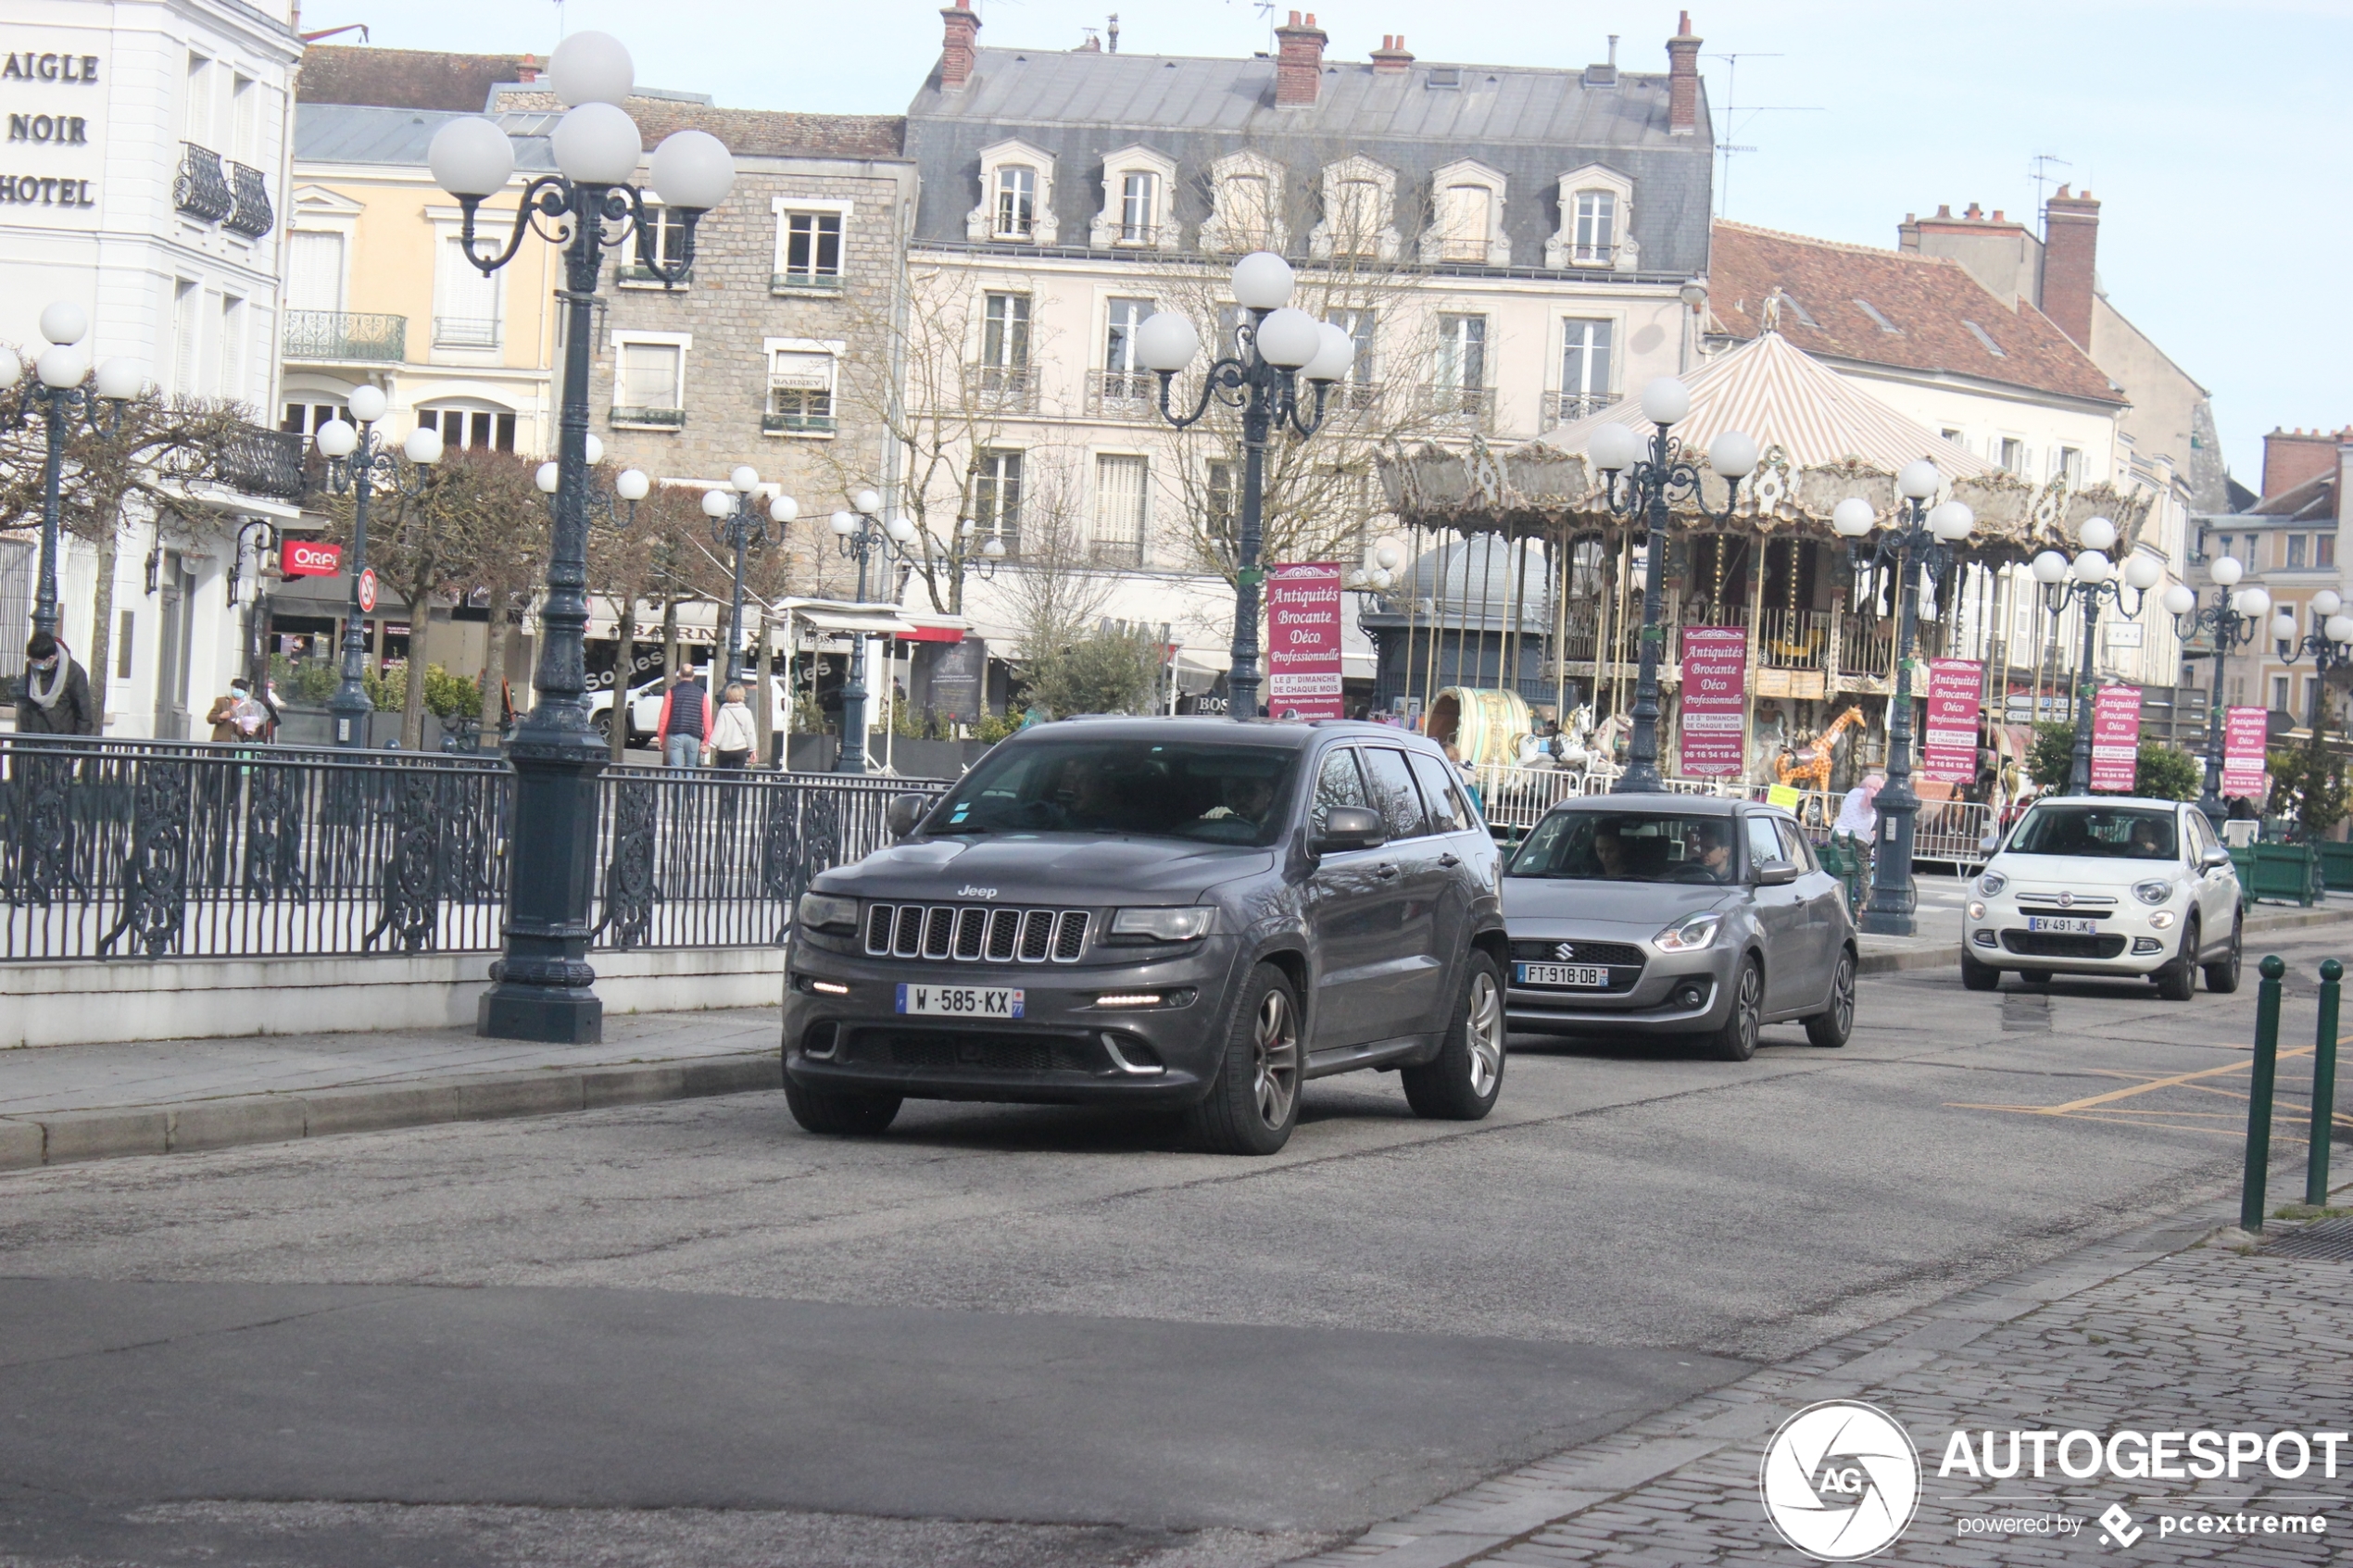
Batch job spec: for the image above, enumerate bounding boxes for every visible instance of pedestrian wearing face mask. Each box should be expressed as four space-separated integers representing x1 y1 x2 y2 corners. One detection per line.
16 633 98 736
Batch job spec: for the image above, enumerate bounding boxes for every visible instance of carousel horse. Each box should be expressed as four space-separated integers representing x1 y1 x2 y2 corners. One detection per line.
1775 707 1866 793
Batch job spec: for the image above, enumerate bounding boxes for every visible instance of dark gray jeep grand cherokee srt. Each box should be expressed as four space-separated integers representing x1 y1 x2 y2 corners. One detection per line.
783 717 1509 1154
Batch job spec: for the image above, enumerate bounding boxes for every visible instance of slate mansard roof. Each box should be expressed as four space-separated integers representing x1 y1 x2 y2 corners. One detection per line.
905 46 1714 279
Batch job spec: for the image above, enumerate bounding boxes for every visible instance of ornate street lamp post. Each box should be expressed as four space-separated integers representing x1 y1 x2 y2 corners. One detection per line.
426 31 736 1041
828 490 917 773
1586 378 1756 794
2162 555 2265 826
0 302 142 644
2026 515 2159 795
702 467 798 686
313 384 444 747
1830 463 1974 935
2271 590 2353 745
1131 252 1357 721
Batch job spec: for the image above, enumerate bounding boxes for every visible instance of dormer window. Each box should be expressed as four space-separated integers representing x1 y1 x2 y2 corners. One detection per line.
1089 146 1178 250
967 140 1060 245
1419 160 1508 267
1572 191 1615 264
1309 157 1400 261
1121 173 1155 242
1200 151 1288 254
996 167 1036 238
1545 164 1638 271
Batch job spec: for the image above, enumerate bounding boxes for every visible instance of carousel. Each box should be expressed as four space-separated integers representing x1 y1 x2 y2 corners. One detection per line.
1367 321 2149 828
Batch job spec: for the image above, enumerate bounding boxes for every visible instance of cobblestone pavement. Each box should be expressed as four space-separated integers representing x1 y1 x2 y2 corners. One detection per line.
1289 1199 2352 1567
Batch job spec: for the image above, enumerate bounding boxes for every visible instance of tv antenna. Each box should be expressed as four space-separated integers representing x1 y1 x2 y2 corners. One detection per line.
1705 52 1823 219
2029 153 2073 232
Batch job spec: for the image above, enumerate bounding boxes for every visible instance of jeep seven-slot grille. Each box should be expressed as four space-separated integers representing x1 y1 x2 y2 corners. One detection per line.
863 903 1091 963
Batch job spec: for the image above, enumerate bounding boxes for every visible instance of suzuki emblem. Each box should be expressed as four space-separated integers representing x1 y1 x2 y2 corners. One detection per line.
1555 942 1576 961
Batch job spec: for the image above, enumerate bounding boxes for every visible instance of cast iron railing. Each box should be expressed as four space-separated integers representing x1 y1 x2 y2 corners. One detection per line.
0 736 946 961
283 310 408 363
223 161 275 238
173 144 233 224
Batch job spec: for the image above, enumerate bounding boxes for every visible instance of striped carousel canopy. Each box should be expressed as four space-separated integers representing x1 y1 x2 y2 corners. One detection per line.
1551 328 1998 480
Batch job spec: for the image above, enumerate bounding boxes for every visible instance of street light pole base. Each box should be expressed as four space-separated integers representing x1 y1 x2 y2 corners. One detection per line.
1858 909 1916 938
477 974 603 1043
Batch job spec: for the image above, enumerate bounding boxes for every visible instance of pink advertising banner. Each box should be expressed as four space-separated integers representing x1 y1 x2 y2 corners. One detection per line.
1920 659 1983 784
1679 625 1747 777
1265 562 1344 721
2223 706 2270 799
2090 684 2142 793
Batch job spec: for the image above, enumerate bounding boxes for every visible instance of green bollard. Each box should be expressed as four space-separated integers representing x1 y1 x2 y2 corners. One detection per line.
2309 959 2343 1210
2242 955 2286 1234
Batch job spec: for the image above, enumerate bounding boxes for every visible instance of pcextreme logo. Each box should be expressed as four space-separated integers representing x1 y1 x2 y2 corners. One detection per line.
1760 1400 1922 1562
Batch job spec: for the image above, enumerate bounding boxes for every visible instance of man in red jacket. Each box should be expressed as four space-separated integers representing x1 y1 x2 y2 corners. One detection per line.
653 668 711 768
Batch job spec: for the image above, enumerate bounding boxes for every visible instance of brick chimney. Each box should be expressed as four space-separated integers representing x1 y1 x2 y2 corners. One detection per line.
2262 428 2353 503
939 0 980 92
1371 34 1414 75
2040 184 2101 349
1667 11 1701 135
1275 11 1327 107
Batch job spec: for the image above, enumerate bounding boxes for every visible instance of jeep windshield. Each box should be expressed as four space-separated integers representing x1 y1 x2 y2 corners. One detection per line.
2007 804 2178 860
928 738 1301 847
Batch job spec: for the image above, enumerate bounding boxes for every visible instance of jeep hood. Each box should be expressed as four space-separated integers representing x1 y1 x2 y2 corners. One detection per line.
819 834 1277 903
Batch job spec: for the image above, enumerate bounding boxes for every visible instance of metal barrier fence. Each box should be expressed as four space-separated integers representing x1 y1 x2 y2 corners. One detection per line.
0 736 943 962
1778 787 1996 870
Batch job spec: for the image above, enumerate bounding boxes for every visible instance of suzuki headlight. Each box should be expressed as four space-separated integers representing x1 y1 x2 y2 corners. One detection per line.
2132 880 2174 907
1977 872 2007 897
1655 912 1721 952
1107 907 1214 943
797 893 860 934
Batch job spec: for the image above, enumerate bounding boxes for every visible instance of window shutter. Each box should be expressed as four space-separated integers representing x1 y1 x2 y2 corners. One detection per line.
286 232 343 313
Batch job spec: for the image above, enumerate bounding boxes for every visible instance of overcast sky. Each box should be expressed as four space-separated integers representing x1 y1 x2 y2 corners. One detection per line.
345 0 2353 485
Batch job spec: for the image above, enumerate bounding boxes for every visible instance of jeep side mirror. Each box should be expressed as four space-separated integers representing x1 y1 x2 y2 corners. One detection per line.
1314 805 1386 855
886 793 931 840
1756 859 1799 886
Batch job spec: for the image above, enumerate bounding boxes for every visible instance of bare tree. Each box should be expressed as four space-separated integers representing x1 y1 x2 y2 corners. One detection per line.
810 263 1063 614
0 387 254 719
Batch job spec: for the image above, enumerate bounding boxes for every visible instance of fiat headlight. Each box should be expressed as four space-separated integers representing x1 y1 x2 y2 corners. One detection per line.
1656 912 1721 952
2132 880 2174 906
1967 901 1986 921
797 893 860 934
1977 872 2007 897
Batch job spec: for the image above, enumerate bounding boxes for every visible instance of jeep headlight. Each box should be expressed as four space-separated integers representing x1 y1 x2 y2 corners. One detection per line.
1655 912 1721 952
2132 879 2174 907
797 893 860 934
1107 907 1214 943
1977 872 2007 897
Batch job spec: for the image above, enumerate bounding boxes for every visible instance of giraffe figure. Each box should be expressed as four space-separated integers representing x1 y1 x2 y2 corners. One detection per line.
1775 706 1866 792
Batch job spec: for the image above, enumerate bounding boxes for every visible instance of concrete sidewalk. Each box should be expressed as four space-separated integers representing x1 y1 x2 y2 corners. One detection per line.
0 1008 781 1173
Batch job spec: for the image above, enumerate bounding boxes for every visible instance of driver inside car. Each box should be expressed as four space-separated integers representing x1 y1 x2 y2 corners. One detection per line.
1680 820 1734 883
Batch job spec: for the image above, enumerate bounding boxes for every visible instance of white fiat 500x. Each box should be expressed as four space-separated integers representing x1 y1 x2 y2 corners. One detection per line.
1962 796 2243 998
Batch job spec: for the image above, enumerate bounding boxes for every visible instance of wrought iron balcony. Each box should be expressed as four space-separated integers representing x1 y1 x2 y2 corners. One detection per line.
433 317 502 350
214 423 308 501
1416 383 1495 431
964 364 1038 414
223 162 274 238
1086 369 1158 420
282 310 408 363
1540 391 1622 432
610 406 686 429
173 143 233 224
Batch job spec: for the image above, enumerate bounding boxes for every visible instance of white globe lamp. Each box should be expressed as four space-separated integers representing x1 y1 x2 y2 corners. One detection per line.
1587 422 1642 474
1639 376 1691 426
2162 583 2197 617
2079 515 2119 553
403 427 444 465
1831 497 1876 538
2314 590 2343 618
1895 459 1941 500
1135 312 1199 373
768 493 798 523
2123 554 2163 591
617 469 652 502
548 30 634 107
39 302 88 346
535 461 560 494
35 345 88 389
649 130 735 210
1708 430 1758 479
347 384 388 424
701 487 735 519
1928 500 1974 543
2210 554 2244 587
829 511 857 536
2071 550 2112 584
1229 251 1294 310
1301 321 1356 383
552 102 642 186
427 117 515 197
94 358 145 401
1253 307 1321 369
315 419 359 459
2031 549 2070 585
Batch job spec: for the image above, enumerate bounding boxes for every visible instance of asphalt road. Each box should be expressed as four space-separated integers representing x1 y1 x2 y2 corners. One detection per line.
0 929 2343 1568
